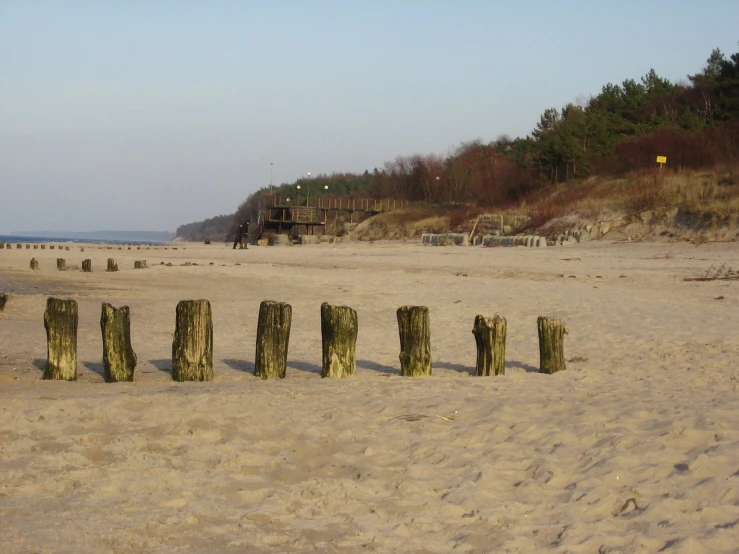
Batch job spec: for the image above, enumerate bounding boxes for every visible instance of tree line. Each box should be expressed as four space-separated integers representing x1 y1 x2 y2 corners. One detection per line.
180 44 739 239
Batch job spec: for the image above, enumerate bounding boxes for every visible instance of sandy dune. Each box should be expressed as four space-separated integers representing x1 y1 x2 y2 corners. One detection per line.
0 239 738 552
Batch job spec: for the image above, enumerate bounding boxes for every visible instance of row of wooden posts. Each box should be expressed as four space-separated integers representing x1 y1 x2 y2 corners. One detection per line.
30 297 568 382
28 258 144 272
0 243 73 250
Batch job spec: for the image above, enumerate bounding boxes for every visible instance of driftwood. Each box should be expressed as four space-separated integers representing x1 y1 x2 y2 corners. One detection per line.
320 302 358 378
82 259 92 272
100 303 137 382
43 297 78 380
397 305 432 376
56 258 66 271
30 258 39 270
255 300 292 379
538 316 568 374
172 299 213 382
107 258 118 272
472 315 507 376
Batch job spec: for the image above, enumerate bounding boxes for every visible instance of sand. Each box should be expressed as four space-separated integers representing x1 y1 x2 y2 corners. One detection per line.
0 239 738 553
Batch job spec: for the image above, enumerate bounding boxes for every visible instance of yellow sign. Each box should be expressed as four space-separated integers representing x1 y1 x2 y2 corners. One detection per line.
656 156 667 164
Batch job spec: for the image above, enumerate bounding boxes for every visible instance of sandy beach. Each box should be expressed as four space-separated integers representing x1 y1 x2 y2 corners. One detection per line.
0 239 738 553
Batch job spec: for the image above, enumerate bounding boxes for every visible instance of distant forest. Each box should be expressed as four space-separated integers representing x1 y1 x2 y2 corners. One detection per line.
178 44 739 240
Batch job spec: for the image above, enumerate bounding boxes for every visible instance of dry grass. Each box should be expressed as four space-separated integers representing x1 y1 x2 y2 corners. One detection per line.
353 206 450 240
354 165 739 240
519 165 739 224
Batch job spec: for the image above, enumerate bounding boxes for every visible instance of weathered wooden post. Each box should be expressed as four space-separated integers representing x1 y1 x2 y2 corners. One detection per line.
40 244 46 250
396 305 432 376
49 245 55 250
33 244 38 249
134 260 147 269
16 244 22 249
172 299 213 381
320 302 358 378
472 315 507 376
0 293 7 312
106 258 118 272
43 297 78 380
255 300 292 379
538 316 568 374
56 258 66 271
64 246 70 251
25 244 30 249
82 259 92 272
30 258 39 270
100 303 137 382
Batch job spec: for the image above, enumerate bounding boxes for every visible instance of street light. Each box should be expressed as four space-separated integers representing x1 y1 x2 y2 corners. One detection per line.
296 184 301 205
262 151 275 193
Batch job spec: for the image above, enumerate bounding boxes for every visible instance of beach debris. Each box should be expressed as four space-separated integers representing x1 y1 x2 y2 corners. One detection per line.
684 263 738 282
614 497 642 516
391 413 456 422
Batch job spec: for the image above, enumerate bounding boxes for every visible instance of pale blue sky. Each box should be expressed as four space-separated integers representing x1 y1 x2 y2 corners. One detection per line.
1 1 737 232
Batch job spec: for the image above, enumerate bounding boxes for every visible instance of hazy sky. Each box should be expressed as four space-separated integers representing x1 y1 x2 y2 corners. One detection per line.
1 1 737 233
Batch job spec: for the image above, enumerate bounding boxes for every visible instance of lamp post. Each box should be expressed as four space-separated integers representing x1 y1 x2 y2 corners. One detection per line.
296 184 301 206
262 151 274 194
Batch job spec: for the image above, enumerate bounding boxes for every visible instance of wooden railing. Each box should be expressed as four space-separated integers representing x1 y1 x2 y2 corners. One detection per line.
265 196 407 213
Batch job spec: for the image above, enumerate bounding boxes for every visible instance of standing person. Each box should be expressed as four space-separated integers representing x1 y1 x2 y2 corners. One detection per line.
241 220 250 249
232 224 243 249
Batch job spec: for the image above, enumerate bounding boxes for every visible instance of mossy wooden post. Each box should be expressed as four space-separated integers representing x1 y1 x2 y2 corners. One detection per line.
472 315 507 376
82 259 92 272
320 302 358 378
100 303 137 382
0 293 7 312
107 258 118 272
396 305 431 376
43 297 78 380
255 300 292 379
30 258 39 270
172 299 213 381
134 260 147 269
56 258 66 271
538 316 568 374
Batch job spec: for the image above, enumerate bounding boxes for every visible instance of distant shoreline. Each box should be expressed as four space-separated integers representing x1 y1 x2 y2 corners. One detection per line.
0 234 168 246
